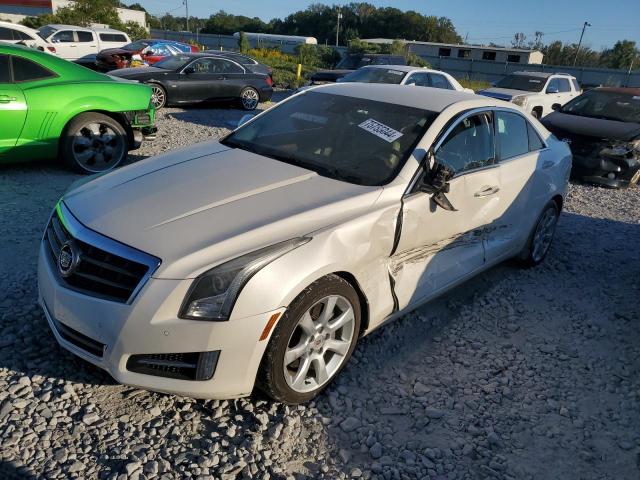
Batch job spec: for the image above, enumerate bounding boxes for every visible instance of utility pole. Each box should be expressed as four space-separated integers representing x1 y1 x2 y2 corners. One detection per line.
336 11 342 46
184 0 189 32
573 21 591 66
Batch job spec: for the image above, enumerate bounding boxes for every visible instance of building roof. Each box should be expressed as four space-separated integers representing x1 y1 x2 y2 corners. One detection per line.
308 82 490 112
361 38 541 54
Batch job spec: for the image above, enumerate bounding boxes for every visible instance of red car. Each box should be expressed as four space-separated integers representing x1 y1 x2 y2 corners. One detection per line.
96 39 197 71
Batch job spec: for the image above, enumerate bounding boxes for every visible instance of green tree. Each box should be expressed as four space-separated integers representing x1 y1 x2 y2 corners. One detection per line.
600 40 639 69
238 31 250 53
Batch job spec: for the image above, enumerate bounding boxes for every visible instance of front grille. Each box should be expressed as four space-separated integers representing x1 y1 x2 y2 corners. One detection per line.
126 351 220 381
44 206 156 303
51 315 106 358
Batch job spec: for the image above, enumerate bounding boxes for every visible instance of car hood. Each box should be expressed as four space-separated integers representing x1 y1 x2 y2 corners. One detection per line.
542 112 640 142
63 142 381 278
478 88 534 101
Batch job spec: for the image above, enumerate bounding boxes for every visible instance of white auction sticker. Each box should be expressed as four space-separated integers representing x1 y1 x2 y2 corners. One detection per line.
358 118 403 143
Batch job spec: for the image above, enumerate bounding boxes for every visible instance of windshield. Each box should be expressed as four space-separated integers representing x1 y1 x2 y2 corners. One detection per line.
335 55 375 70
495 74 545 92
221 92 437 186
122 40 152 51
153 54 191 70
339 68 407 85
561 90 640 123
37 26 56 40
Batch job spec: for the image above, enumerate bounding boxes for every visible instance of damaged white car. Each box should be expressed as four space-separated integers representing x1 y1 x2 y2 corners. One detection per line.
38 83 571 404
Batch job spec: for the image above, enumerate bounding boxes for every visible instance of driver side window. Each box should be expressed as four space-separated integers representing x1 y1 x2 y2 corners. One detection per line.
435 112 495 175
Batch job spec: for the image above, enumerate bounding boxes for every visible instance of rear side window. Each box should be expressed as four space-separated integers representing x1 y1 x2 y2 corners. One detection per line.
527 123 545 151
0 55 10 82
76 31 94 42
100 33 127 42
496 111 529 160
11 56 56 83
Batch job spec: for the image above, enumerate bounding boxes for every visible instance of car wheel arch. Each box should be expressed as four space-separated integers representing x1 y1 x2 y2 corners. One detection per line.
59 110 133 152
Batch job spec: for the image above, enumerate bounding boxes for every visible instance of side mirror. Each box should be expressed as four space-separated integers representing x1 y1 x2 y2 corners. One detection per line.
551 104 561 111
183 66 195 74
237 114 254 128
145 50 155 56
419 151 457 211
546 86 559 94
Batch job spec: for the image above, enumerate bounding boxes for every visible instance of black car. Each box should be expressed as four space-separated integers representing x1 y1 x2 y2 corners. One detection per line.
309 53 406 85
541 87 640 188
109 53 273 110
204 50 272 79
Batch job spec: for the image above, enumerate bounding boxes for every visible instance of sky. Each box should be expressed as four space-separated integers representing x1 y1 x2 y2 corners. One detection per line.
132 0 640 50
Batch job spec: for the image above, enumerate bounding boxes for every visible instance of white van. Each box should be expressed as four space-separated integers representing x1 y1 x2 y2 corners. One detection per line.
0 21 57 54
37 24 130 61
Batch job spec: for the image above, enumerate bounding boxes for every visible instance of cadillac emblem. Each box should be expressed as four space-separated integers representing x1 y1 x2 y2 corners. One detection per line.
58 242 77 277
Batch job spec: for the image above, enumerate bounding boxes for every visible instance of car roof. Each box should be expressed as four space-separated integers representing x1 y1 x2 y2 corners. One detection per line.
310 82 493 112
44 24 93 32
595 86 640 96
92 27 127 34
361 65 443 74
0 21 36 32
512 71 575 79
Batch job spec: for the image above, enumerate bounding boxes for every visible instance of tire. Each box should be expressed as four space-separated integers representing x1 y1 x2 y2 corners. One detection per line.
518 200 559 267
60 112 128 174
148 83 167 109
239 86 260 110
258 274 361 404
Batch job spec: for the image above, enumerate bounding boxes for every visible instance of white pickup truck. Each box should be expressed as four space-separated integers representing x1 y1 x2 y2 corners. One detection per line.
37 24 130 62
478 71 581 118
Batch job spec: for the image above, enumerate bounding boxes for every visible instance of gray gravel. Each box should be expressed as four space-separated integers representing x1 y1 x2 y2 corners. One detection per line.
1 98 639 479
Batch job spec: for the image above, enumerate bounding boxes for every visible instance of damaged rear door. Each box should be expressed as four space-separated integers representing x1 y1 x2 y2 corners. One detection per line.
390 111 502 310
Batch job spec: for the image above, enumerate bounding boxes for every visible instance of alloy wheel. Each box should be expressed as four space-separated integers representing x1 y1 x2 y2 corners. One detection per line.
71 122 126 173
283 295 356 393
150 85 166 108
531 206 558 262
241 88 259 110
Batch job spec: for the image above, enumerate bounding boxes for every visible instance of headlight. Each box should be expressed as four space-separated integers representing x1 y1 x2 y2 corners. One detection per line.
179 238 311 321
512 96 528 107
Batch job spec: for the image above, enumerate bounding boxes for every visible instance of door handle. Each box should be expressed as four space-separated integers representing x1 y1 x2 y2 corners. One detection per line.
215 76 225 80
0 95 17 103
474 185 500 197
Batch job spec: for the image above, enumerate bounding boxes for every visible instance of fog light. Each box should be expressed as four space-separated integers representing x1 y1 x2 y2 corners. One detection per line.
607 173 616 179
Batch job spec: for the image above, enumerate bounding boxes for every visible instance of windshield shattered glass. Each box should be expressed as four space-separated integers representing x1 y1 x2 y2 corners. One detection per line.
222 91 437 186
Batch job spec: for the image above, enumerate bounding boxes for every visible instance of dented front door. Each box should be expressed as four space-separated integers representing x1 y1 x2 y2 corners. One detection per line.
390 111 502 310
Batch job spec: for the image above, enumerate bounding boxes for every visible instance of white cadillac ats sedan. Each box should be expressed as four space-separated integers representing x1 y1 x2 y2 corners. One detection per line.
38 83 571 404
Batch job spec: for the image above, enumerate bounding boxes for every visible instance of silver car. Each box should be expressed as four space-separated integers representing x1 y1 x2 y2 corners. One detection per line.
38 83 571 403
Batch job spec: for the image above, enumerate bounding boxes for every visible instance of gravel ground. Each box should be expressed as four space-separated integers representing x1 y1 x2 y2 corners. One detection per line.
1 100 639 480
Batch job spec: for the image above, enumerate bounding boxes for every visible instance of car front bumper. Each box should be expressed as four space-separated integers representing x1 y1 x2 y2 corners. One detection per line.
38 242 283 399
572 153 640 189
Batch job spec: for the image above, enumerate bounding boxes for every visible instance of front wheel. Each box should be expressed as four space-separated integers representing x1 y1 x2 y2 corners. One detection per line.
239 87 260 110
518 201 559 267
148 83 167 109
258 275 361 404
60 113 128 174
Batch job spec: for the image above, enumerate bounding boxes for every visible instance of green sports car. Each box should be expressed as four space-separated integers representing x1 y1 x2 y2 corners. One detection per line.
0 43 156 173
